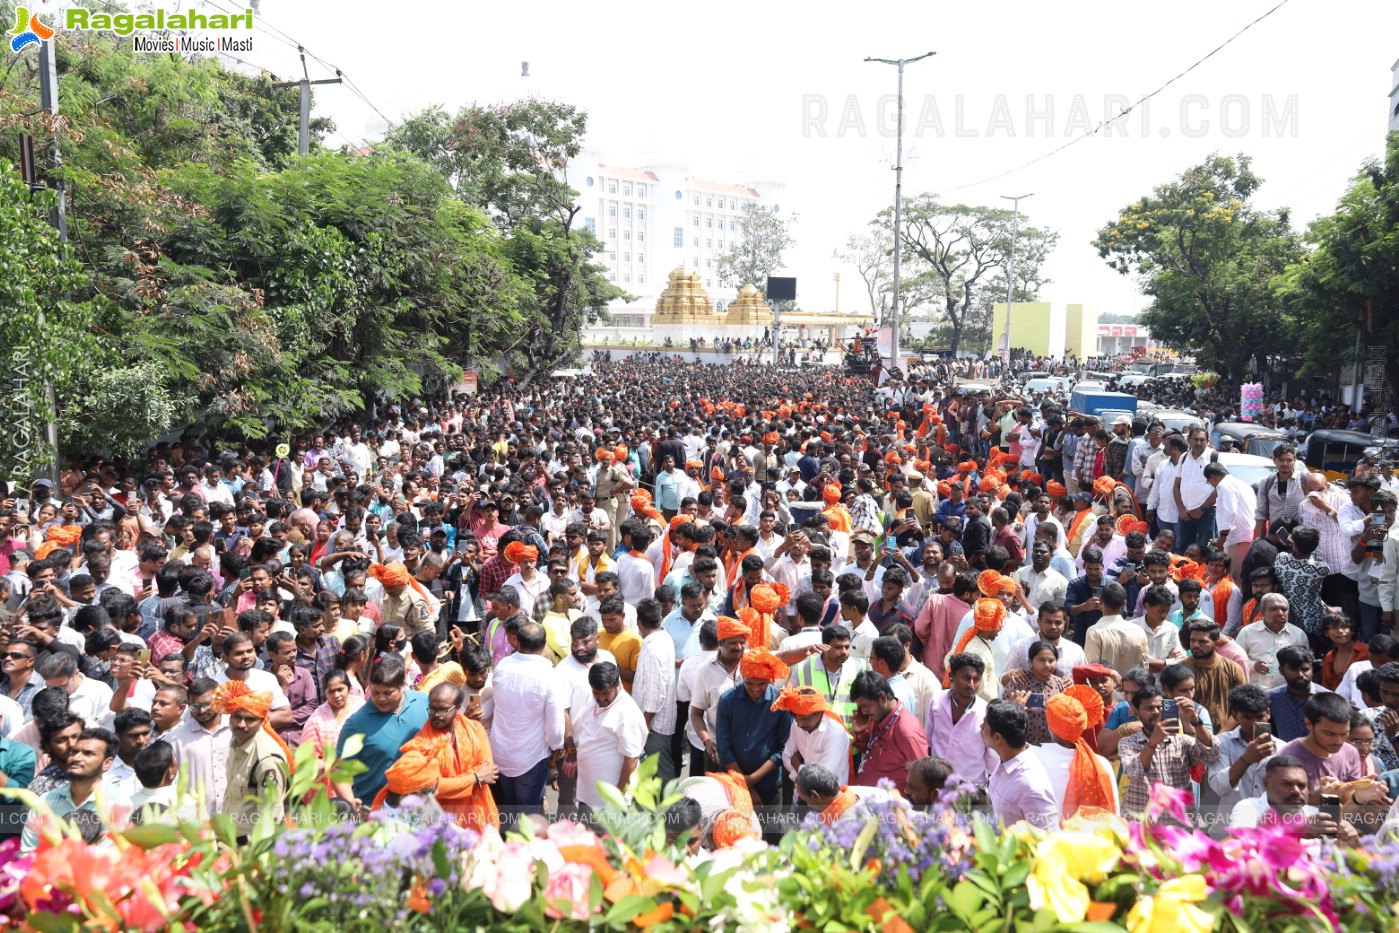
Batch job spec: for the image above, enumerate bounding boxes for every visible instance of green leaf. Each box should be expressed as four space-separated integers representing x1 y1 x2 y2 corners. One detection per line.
120 822 184 848
602 894 653 925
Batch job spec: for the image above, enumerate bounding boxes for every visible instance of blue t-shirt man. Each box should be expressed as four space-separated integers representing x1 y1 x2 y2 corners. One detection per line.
337 688 429 803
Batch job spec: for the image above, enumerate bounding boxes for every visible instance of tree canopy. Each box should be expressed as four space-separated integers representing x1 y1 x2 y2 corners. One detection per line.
0 14 619 465
716 202 796 297
1095 153 1302 383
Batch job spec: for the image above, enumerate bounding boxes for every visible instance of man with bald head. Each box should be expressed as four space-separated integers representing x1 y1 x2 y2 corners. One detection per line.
397 682 499 831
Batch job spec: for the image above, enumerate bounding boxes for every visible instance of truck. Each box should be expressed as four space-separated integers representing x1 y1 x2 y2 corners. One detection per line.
1070 388 1139 423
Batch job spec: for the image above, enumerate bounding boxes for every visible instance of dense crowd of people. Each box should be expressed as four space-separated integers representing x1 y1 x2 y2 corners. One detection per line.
5 355 1399 854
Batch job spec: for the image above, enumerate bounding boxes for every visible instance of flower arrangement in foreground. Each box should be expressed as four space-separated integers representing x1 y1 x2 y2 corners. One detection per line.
6 744 1399 933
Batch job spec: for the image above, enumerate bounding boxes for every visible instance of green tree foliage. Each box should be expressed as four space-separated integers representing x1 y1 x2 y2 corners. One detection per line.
0 162 94 474
0 19 587 453
1095 154 1302 383
387 99 626 382
717 202 797 297
881 196 1053 357
1279 132 1399 394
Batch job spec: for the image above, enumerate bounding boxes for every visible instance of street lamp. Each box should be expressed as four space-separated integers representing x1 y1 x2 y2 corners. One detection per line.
998 193 1034 368
866 51 935 373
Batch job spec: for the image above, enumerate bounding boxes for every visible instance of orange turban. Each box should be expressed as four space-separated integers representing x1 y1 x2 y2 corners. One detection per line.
972 597 1006 633
944 444 960 454
369 561 433 604
886 411 900 421
711 809 759 848
384 751 441 796
1022 472 1044 486
684 459 703 469
927 414 942 426
502 542 539 565
978 475 1001 494
820 431 833 443
716 616 750 643
937 481 953 498
885 452 902 465
614 445 628 459
945 599 1006 684
956 461 977 474
630 494 650 513
978 571 1016 597
669 514 694 531
770 685 828 716
822 484 842 503
711 466 726 481
738 647 789 682
1045 693 1115 820
633 489 652 505
369 562 413 588
1046 481 1067 498
210 680 271 719
749 582 787 615
1116 515 1148 537
763 432 780 445
1092 476 1116 498
596 449 615 463
1063 684 1106 730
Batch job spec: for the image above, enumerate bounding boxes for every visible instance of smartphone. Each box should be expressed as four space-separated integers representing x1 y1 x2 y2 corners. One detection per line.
239 567 251 580
1320 793 1341 827
1255 722 1272 739
1162 699 1179 722
1026 693 1046 710
136 647 151 665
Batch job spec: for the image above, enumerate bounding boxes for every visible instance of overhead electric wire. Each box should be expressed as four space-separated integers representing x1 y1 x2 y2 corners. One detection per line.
943 0 1295 192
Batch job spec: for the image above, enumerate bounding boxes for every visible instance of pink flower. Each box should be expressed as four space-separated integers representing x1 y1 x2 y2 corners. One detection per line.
542 861 594 920
1145 783 1193 825
546 820 602 850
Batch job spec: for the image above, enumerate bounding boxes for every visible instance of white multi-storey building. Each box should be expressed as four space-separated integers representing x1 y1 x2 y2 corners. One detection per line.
568 148 785 327
1390 56 1399 133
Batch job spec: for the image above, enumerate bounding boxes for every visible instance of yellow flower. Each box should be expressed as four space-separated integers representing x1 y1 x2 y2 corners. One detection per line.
1048 831 1121 884
1126 876 1213 933
1027 843 1089 923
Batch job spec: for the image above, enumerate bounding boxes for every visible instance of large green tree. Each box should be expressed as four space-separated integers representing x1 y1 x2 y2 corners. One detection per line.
1279 132 1399 403
1095 154 1302 383
388 99 625 382
717 202 797 297
882 196 1053 357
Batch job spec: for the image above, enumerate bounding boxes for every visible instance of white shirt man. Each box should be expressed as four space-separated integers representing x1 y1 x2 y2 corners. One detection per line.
614 550 656 607
489 649 567 779
782 713 851 786
1235 611 1309 689
1028 741 1118 816
1213 470 1259 576
1016 564 1068 610
573 685 648 809
1176 442 1217 514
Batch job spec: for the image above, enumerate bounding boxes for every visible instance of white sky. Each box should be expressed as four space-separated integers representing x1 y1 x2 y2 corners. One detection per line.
223 0 1394 318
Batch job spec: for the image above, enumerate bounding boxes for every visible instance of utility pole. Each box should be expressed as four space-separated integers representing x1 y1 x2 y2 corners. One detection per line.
272 49 342 156
866 51 935 373
772 297 781 366
999 193 1033 367
35 39 64 480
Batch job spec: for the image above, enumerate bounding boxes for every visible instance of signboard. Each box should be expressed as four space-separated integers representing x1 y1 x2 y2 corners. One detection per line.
456 371 479 395
1098 324 1139 338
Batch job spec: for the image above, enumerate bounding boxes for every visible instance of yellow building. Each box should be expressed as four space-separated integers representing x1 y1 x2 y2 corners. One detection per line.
990 302 1100 359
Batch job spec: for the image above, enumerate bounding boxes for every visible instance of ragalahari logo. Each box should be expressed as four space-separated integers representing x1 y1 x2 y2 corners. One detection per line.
10 7 54 53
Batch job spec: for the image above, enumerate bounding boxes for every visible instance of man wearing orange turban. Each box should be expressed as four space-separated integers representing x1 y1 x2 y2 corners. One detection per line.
1038 693 1117 821
370 561 436 637
771 686 852 785
1046 480 1068 499
376 751 442 817
822 485 852 534
946 599 1005 700
715 648 793 804
215 680 291 841
594 446 636 551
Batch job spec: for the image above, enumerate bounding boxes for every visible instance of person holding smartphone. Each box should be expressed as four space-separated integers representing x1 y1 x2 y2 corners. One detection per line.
1205 683 1276 835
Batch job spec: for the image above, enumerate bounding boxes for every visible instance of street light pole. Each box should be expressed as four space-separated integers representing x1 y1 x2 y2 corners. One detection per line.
866 51 935 374
999 192 1033 369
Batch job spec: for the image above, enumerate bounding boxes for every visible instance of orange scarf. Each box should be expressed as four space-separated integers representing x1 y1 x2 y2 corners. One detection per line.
725 547 756 588
1066 508 1095 549
1063 739 1115 821
1211 575 1236 630
823 505 852 534
819 788 861 826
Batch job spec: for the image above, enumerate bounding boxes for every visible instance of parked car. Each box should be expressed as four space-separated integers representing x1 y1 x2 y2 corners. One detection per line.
1150 409 1206 435
1217 451 1278 491
1211 423 1290 459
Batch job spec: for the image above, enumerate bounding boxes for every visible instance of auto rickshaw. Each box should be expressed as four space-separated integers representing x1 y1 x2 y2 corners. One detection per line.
1211 422 1289 458
1302 429 1399 481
